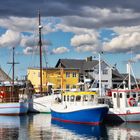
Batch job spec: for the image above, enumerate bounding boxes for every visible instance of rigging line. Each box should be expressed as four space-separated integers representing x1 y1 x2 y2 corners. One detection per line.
130 64 139 89
117 74 129 89
7 65 12 76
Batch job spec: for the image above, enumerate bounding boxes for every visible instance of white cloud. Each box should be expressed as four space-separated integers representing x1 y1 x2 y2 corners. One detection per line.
103 32 140 53
21 34 52 48
0 16 57 34
0 30 21 48
56 23 97 35
71 33 101 53
23 47 33 55
112 26 140 35
52 47 69 54
134 54 140 62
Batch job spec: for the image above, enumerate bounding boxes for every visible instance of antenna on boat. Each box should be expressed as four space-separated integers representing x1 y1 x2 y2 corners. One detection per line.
7 47 19 101
38 10 43 93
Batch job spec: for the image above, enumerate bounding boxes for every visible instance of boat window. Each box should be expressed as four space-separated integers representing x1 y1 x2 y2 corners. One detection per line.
64 95 66 101
83 95 88 101
76 95 81 101
133 94 136 98
126 94 130 98
114 93 116 98
67 95 69 101
70 95 75 102
119 93 122 98
90 95 94 101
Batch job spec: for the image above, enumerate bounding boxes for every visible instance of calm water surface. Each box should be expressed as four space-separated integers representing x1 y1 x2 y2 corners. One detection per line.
0 114 140 140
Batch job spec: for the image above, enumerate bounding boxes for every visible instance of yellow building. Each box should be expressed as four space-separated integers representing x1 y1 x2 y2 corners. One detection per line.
27 67 79 93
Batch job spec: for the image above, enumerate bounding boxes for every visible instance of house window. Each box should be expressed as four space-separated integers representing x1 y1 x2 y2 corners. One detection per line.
103 69 108 74
66 72 70 78
66 84 70 89
72 72 76 77
72 85 76 89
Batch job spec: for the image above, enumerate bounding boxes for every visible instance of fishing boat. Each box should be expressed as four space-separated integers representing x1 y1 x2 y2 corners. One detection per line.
99 60 140 123
103 88 140 123
51 91 109 125
0 47 28 115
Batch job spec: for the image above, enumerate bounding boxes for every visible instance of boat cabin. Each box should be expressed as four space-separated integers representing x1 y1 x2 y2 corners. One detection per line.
59 91 98 105
0 82 32 103
111 89 140 109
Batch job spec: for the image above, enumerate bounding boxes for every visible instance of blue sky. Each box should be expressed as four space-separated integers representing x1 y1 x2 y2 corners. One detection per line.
0 0 140 79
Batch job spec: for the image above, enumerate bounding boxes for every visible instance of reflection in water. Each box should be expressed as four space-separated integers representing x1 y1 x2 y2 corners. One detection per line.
51 119 108 140
107 122 140 140
0 114 140 140
0 115 28 140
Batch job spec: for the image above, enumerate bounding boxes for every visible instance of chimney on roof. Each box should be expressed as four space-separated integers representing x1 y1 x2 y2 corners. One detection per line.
86 56 92 61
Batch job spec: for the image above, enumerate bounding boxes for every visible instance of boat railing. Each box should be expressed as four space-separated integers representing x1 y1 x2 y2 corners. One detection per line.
0 96 21 103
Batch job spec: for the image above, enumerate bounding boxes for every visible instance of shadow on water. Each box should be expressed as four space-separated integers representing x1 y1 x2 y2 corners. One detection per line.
51 119 108 140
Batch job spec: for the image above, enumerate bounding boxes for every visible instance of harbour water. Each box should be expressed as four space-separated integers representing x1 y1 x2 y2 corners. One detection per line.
0 114 140 140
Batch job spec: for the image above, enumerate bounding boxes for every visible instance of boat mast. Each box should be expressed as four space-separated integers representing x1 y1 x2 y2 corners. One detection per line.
8 47 19 101
98 52 102 96
128 61 131 90
38 10 43 93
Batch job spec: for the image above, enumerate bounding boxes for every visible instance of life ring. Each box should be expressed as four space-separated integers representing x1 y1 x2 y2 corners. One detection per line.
128 97 136 106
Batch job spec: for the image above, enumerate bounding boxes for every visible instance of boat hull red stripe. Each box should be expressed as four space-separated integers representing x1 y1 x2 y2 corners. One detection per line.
52 117 101 125
108 112 140 116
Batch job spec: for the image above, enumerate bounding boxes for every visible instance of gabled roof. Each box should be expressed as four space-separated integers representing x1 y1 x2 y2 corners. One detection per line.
0 68 11 82
55 58 99 73
55 59 85 69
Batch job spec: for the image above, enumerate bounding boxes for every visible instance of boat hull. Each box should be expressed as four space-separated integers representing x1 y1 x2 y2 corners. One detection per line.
28 94 60 113
106 109 140 123
0 102 28 115
51 106 108 125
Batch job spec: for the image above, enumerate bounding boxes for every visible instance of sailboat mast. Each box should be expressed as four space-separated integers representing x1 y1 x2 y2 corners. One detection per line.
8 47 19 101
12 47 15 96
38 11 43 93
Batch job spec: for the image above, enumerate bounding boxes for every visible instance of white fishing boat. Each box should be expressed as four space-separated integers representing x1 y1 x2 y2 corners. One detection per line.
104 88 140 123
51 91 109 125
0 47 28 115
28 93 60 113
99 60 140 123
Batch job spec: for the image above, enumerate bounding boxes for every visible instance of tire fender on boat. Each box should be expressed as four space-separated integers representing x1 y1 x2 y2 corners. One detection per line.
128 97 136 106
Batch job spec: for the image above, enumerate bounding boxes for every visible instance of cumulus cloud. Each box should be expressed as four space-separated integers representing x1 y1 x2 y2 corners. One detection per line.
51 47 69 54
0 30 21 48
23 47 34 55
71 33 101 53
21 34 52 47
134 54 140 62
103 32 140 53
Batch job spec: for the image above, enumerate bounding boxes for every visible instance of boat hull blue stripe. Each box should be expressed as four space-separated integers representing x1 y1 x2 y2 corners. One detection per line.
51 107 108 125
